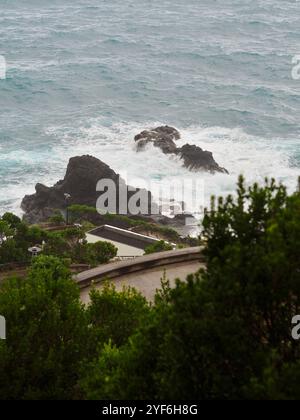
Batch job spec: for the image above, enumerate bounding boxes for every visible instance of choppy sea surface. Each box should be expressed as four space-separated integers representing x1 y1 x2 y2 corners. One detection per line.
0 0 299 216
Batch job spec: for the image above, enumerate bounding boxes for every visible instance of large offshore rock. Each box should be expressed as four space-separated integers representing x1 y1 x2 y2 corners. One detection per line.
134 126 228 174
134 126 180 154
178 144 229 174
21 155 158 223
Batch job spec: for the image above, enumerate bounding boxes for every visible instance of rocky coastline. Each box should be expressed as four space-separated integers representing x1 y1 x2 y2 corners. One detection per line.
21 127 227 235
134 126 228 174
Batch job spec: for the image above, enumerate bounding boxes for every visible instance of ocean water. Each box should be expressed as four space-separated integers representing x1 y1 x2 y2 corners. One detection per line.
0 0 299 217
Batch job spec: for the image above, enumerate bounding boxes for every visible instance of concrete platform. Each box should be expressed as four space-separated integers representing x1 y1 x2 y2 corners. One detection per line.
75 247 205 303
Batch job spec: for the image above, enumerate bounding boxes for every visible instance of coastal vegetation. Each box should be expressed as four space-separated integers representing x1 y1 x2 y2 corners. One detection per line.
0 214 117 268
144 240 174 255
80 177 300 400
67 204 185 244
0 178 299 399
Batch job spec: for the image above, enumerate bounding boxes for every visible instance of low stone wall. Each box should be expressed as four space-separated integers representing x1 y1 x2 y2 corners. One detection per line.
74 247 205 290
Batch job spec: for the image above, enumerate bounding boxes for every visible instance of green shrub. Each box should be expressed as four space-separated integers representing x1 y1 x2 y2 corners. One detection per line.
0 256 88 400
48 211 65 226
144 240 173 255
80 178 300 400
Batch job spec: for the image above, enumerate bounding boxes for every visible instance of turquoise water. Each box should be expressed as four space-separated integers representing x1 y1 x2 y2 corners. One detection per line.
0 0 299 214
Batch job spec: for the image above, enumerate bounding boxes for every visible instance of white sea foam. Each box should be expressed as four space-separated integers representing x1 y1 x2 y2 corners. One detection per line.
1 121 298 221
48 121 300 217
0 0 299 223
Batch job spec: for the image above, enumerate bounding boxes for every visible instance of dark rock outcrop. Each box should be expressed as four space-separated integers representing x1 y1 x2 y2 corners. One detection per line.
134 126 228 174
134 126 180 154
178 144 229 174
21 155 158 224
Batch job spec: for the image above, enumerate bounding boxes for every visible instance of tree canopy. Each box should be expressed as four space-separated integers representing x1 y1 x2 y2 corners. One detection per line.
80 178 300 400
0 179 299 400
0 213 117 267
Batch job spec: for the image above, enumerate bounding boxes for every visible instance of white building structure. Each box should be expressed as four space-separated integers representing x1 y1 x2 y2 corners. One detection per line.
86 225 170 258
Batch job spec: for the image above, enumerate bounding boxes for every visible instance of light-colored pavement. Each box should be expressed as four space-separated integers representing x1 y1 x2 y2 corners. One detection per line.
77 247 205 303
80 260 204 303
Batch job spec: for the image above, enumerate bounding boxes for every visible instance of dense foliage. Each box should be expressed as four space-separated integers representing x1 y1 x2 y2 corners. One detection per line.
43 228 117 266
0 257 149 400
0 256 88 399
0 179 299 400
80 178 300 400
0 214 117 267
0 214 47 265
144 240 173 255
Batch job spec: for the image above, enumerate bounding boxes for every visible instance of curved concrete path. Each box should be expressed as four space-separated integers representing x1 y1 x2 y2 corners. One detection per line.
75 247 205 303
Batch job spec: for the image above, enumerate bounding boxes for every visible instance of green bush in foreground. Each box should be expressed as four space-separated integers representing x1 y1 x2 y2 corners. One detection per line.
43 228 117 266
0 256 88 400
80 177 300 400
0 257 149 400
0 178 299 400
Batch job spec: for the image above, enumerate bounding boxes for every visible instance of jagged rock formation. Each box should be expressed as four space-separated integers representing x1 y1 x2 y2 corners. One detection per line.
134 126 180 154
21 155 158 224
178 144 228 174
134 126 228 174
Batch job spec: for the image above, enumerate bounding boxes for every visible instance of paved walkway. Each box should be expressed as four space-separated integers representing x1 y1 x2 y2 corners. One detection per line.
76 247 205 303
80 260 204 303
